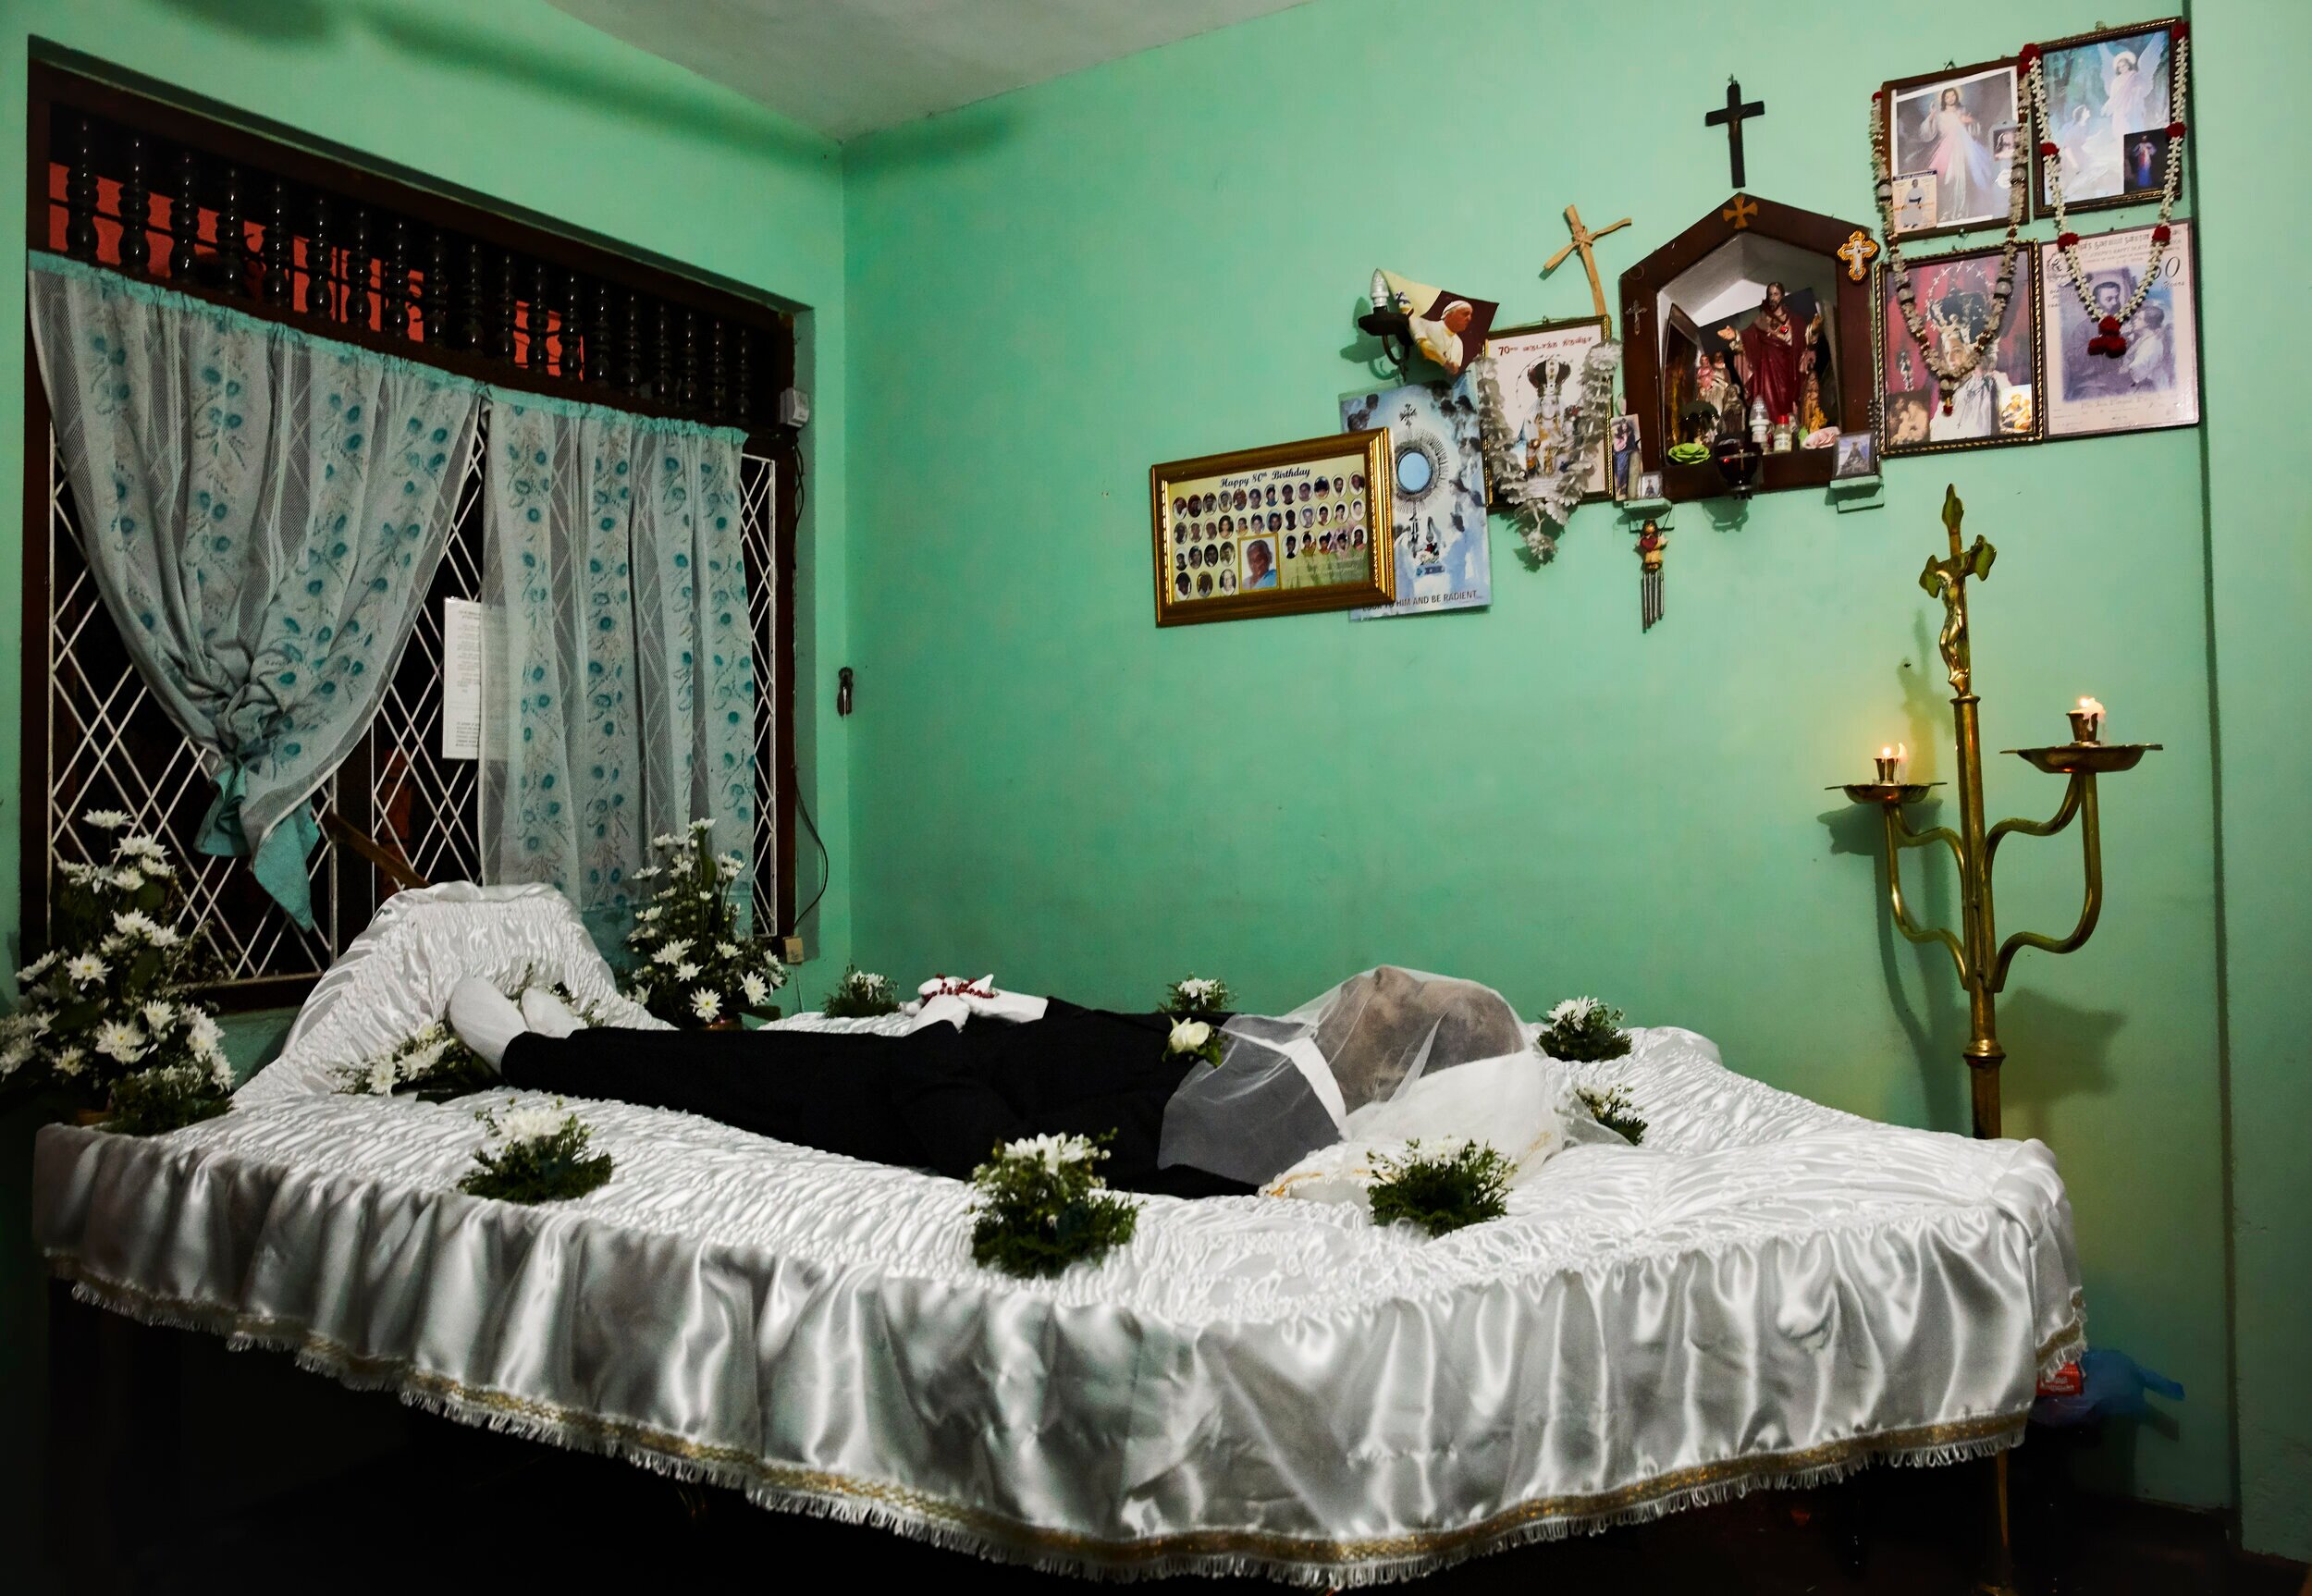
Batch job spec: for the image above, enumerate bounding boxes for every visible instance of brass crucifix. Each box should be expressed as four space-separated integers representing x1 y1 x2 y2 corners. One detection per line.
1543 203 1631 334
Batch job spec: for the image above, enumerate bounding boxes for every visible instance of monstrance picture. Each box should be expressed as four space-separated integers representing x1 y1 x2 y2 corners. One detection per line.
2033 20 2181 215
1884 60 2025 238
1878 243 2042 456
1482 318 1610 506
2037 221 2198 439
1150 430 1395 626
1340 373 1488 620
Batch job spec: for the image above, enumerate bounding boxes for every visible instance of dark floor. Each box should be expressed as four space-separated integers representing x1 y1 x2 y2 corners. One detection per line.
43 1306 2311 1596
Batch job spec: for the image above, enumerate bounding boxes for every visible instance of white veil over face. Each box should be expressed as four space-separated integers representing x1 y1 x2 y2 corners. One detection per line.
1158 966 1542 1188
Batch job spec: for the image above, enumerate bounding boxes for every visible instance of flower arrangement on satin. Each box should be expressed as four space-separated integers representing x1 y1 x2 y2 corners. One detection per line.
103 1063 235 1136
621 820 788 1028
822 966 901 1019
1367 1139 1515 1237
967 1132 1140 1278
1162 976 1232 1016
1165 1015 1224 1071
1576 1084 1648 1146
1535 996 1633 1062
0 812 231 1129
344 1020 498 1100
459 1098 614 1204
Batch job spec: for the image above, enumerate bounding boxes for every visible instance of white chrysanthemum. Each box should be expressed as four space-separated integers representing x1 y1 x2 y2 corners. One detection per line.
716 941 739 959
149 925 182 948
689 817 716 834
116 834 167 861
689 988 722 1023
653 939 693 965
17 951 57 985
651 832 681 850
141 1000 176 1032
631 866 663 883
113 868 146 892
65 952 108 985
675 962 701 982
83 809 133 829
112 910 163 941
1178 977 1219 1001
762 959 789 987
93 1020 146 1063
1546 997 1600 1027
717 855 743 881
1005 1132 1099 1172
365 1058 399 1095
208 1056 234 1093
0 1042 30 1075
494 1104 570 1146
740 973 770 1006
53 1046 88 1078
187 1010 223 1049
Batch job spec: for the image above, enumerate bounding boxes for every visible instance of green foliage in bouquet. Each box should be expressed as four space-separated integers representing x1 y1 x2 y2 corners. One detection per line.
1 813 230 1116
458 1099 614 1204
1576 1085 1648 1146
102 1064 233 1136
1535 996 1633 1062
968 1132 1140 1278
621 821 789 1028
822 966 901 1018
1368 1139 1515 1237
1162 976 1232 1016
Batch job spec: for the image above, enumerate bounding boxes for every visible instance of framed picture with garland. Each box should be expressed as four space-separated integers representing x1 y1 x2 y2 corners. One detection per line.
1875 241 2044 458
2037 220 2198 440
2028 18 2185 218
1878 56 2030 242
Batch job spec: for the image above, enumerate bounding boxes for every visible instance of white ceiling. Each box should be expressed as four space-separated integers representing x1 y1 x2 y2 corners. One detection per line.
547 0 1317 142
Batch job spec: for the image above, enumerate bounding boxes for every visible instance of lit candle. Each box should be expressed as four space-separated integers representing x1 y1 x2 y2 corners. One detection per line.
1875 743 1906 783
2069 696 2106 744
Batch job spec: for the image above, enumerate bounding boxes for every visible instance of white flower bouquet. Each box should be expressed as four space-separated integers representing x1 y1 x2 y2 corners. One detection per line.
1166 1014 1224 1070
621 820 789 1028
822 966 901 1018
1535 995 1633 1062
458 1098 613 1204
1 812 230 1131
967 1131 1139 1277
1162 975 1232 1016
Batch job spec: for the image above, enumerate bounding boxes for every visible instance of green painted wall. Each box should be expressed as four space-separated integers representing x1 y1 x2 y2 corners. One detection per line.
0 0 855 1571
844 0 2276 1527
2197 0 2312 1565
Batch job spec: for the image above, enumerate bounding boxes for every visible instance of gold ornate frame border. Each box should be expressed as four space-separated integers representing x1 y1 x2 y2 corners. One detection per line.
1150 428 1394 628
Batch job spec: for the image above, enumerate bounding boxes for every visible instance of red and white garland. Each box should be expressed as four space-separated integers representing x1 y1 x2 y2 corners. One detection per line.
1868 89 2029 416
2023 21 2190 359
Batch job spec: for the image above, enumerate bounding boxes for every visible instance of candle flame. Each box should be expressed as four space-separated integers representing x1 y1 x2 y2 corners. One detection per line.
2076 696 2105 718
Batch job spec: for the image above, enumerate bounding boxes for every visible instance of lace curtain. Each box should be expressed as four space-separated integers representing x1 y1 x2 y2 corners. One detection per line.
480 399 754 941
27 254 482 928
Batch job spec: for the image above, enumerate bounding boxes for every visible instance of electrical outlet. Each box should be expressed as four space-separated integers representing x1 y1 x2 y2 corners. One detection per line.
778 934 806 964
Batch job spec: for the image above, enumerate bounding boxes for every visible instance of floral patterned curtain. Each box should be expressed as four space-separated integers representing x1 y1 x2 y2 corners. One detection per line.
479 399 753 943
27 254 483 929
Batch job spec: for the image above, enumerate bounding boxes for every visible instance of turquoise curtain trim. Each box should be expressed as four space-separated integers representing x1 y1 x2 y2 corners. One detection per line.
197 768 325 931
29 253 751 445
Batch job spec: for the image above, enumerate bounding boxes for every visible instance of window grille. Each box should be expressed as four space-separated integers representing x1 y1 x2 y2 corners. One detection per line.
22 62 800 1006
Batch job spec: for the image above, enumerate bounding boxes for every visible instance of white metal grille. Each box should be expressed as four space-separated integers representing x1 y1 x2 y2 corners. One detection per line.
36 427 784 1003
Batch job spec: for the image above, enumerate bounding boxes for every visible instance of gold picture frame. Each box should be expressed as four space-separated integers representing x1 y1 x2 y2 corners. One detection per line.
1150 429 1395 627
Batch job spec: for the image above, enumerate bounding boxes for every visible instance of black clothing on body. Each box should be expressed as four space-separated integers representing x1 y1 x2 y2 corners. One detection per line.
498 999 1251 1198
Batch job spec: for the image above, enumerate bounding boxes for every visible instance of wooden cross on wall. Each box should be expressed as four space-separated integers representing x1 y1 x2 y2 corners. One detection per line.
1543 203 1630 333
1706 79 1765 188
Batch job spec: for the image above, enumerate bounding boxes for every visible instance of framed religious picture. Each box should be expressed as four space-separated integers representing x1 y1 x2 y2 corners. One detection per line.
1342 372 1488 620
2031 19 2183 216
1880 59 2028 239
1876 242 2043 456
1150 430 1395 627
1482 317 1610 507
1833 430 1877 479
2037 221 2198 439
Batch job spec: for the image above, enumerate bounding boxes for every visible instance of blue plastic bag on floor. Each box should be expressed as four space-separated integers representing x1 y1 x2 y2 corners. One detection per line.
2032 1348 2184 1426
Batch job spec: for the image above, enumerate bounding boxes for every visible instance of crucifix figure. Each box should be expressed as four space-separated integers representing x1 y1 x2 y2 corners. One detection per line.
1706 78 1766 188
1543 203 1631 333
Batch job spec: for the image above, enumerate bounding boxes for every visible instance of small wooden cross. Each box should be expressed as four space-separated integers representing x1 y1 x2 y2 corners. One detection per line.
1543 203 1631 331
1837 227 1881 281
1722 194 1759 230
1705 79 1766 188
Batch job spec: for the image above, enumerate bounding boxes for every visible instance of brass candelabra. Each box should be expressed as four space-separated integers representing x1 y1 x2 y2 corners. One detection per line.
1835 486 2159 1141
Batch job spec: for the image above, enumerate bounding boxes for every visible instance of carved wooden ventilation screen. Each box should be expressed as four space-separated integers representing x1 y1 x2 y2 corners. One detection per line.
23 64 799 1006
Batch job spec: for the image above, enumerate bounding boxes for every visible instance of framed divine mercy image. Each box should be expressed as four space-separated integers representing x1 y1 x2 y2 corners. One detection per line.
1150 429 1395 626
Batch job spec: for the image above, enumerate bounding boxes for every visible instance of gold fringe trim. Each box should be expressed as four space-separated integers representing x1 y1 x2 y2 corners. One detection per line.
48 1251 2031 1585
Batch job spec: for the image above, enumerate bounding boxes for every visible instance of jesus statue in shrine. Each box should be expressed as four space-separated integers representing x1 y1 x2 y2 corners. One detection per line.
1716 281 1821 426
